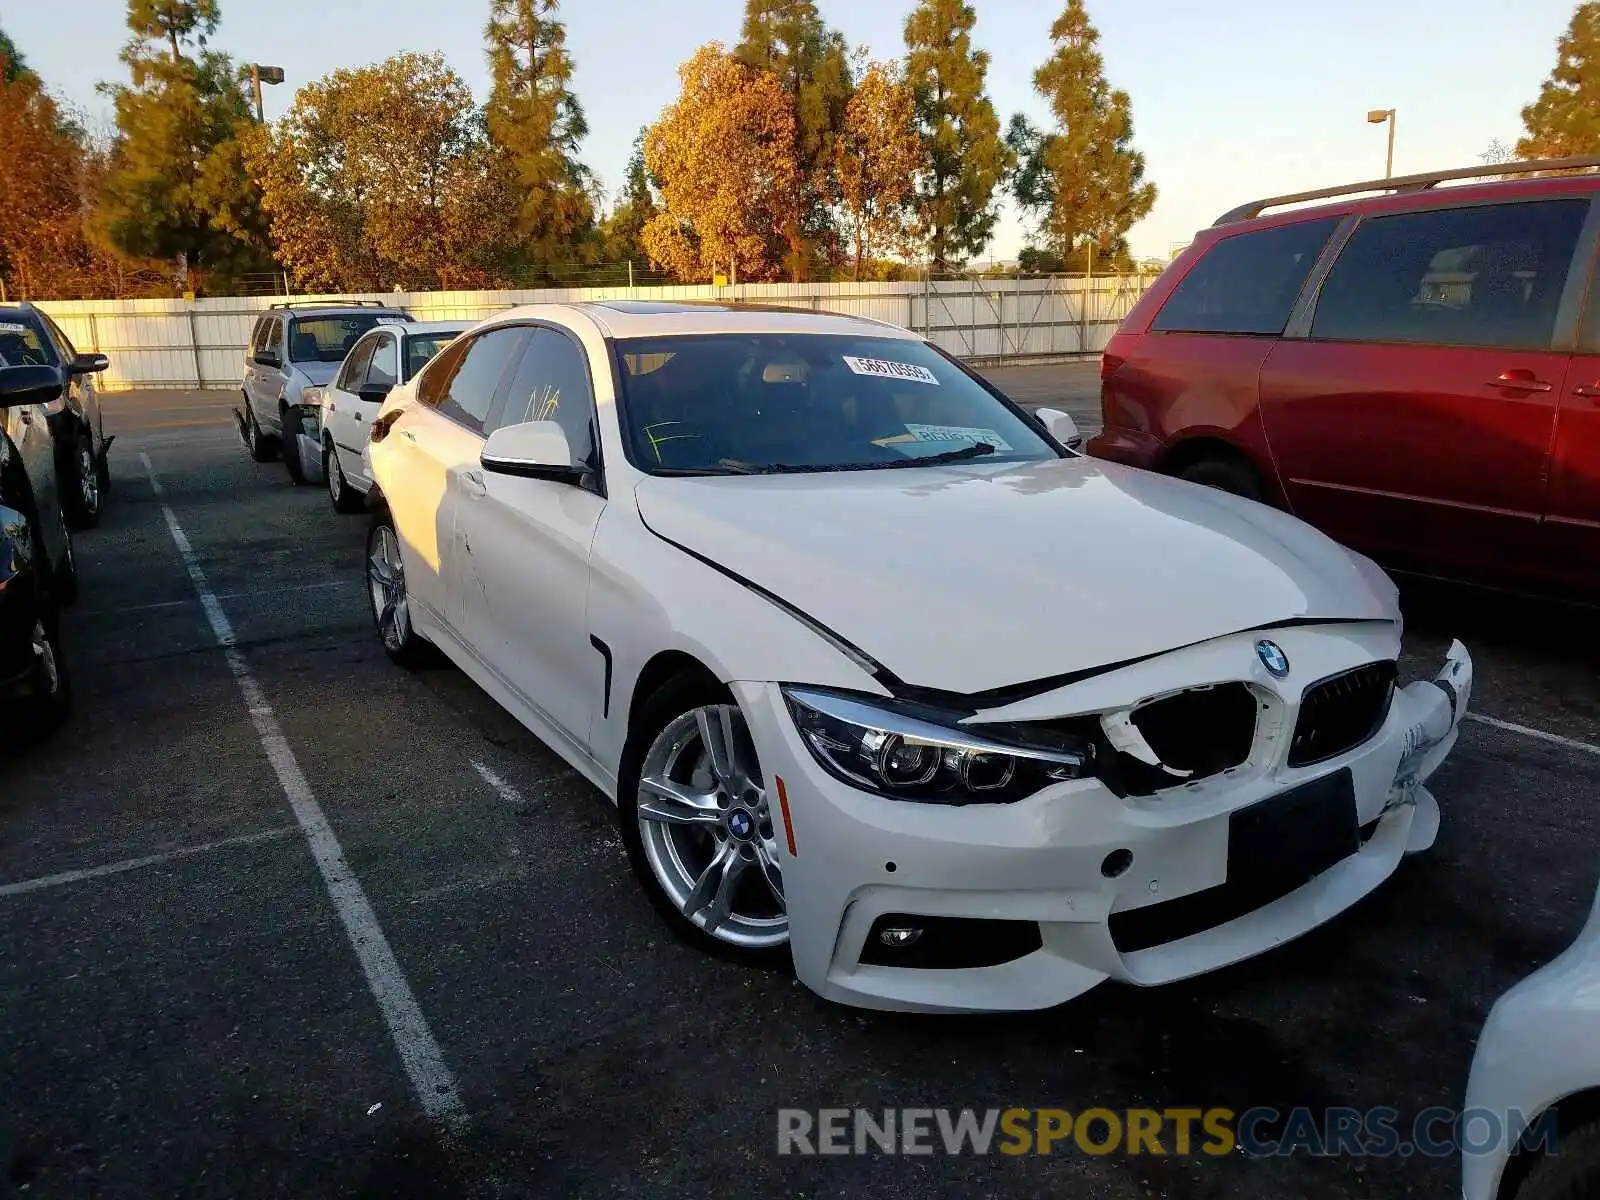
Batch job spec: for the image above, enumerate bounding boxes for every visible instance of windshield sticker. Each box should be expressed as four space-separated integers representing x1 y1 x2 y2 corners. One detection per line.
0 323 31 334
902 423 1013 452
841 355 939 385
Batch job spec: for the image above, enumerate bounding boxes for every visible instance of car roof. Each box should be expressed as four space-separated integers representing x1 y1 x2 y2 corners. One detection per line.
0 307 41 327
394 320 471 337
532 299 916 341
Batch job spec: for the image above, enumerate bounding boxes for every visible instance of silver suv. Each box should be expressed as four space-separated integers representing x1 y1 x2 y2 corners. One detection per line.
237 301 411 482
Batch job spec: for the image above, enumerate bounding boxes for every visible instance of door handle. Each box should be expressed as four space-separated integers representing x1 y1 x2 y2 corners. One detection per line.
353 412 364 422
1486 371 1553 393
461 469 487 498
401 428 417 442
1574 384 1600 398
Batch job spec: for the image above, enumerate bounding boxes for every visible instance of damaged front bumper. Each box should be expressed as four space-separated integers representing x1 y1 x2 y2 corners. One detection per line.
740 628 1475 1014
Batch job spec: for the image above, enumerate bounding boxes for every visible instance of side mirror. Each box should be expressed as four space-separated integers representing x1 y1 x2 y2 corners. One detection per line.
0 364 64 409
1035 407 1083 451
357 383 393 405
69 352 109 375
481 421 581 484
254 349 281 369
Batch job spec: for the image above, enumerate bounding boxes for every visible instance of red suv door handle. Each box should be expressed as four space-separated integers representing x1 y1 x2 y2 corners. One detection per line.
1485 371 1553 393
1574 384 1600 398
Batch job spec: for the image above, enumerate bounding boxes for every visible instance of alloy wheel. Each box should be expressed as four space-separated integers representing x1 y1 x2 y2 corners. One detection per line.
78 444 99 516
636 704 788 949
30 620 60 697
327 446 344 504
367 524 411 651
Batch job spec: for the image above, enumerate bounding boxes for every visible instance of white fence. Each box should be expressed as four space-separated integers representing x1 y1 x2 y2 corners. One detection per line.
33 274 1154 392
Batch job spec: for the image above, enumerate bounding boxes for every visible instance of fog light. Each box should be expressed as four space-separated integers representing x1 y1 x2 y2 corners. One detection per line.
877 926 923 949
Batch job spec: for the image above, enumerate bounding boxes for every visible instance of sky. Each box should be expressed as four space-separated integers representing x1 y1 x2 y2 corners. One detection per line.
4 0 1579 262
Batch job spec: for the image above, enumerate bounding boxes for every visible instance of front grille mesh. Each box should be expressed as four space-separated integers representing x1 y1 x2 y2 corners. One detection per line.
1288 661 1397 767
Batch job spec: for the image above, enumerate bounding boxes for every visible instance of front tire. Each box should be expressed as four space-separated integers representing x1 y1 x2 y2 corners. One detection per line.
282 405 306 485
1509 1118 1600 1200
3 526 71 740
326 439 364 514
61 428 102 530
618 675 790 966
366 511 432 667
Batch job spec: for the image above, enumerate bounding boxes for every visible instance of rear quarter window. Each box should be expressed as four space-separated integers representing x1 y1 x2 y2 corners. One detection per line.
1152 217 1342 336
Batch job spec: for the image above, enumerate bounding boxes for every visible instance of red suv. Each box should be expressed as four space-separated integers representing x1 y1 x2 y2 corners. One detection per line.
1089 156 1600 599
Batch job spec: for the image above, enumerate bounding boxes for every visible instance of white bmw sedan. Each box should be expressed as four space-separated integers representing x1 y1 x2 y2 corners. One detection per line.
365 300 1474 1014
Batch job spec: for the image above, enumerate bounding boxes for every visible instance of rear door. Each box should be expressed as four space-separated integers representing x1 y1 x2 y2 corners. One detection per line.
383 327 529 627
1550 241 1600 594
1258 197 1591 584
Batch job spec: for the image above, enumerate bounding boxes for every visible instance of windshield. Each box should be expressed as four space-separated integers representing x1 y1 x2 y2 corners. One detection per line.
614 334 1058 475
0 321 52 368
404 332 460 381
288 315 388 364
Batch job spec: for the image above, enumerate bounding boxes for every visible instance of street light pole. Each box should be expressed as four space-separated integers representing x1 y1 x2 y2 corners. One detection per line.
246 64 285 123
1367 108 1396 178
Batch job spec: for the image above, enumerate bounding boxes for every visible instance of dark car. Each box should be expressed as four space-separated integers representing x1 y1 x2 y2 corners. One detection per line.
1088 154 1600 600
0 365 78 736
0 304 112 530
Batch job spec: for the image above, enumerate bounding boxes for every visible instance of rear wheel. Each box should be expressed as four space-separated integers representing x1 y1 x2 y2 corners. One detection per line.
4 526 71 739
618 675 790 967
367 511 433 666
1176 455 1266 503
326 439 364 514
61 428 101 530
246 401 276 463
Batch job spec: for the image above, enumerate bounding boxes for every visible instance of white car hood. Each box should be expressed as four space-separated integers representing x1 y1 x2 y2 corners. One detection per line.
294 362 341 387
634 457 1397 696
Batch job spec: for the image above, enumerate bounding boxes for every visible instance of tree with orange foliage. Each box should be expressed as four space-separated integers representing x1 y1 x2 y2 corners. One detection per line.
0 46 97 299
834 61 919 281
642 44 800 284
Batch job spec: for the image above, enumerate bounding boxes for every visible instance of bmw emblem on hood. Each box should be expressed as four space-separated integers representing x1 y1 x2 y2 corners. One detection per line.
1255 639 1290 677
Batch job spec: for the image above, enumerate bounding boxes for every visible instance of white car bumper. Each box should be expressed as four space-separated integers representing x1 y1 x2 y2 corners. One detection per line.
735 634 1473 1014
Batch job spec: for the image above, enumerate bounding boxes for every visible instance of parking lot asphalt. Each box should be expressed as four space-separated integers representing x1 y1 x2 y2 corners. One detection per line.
2 363 1598 1199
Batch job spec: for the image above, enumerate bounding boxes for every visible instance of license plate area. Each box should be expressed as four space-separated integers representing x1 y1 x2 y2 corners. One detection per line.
1229 768 1358 889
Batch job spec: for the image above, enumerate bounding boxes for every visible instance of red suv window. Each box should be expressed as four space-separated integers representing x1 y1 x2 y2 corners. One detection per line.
1309 199 1588 351
1152 218 1341 336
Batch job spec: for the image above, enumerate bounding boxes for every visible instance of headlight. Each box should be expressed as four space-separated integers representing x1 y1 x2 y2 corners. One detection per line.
782 687 1092 805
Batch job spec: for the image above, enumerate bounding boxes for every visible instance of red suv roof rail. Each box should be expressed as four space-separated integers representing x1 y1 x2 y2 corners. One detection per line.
1212 155 1600 226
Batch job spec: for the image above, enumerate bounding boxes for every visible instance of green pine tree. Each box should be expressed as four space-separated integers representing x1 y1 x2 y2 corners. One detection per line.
1516 2 1600 160
600 129 658 267
1008 0 1155 262
92 0 271 293
0 27 30 83
484 0 595 275
734 0 854 281
902 0 1012 273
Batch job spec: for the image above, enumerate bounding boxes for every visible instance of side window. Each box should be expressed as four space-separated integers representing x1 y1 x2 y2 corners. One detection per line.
335 337 378 391
367 335 399 388
1153 218 1341 336
487 328 599 470
41 314 76 360
247 317 268 357
1310 199 1589 351
259 317 283 360
420 328 529 434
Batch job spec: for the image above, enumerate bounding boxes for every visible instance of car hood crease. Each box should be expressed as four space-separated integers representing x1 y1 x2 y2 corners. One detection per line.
633 458 1396 696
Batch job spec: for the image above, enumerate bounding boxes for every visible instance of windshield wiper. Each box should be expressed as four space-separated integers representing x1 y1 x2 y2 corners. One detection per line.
880 442 996 468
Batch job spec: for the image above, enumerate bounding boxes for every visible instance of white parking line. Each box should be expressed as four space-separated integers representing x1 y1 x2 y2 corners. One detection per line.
0 828 294 898
471 760 528 809
75 580 360 618
140 452 470 1141
1466 712 1600 759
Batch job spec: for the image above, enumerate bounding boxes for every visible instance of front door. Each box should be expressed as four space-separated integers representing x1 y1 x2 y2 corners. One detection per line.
323 334 380 486
1258 197 1589 585
1549 346 1600 594
453 327 607 750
